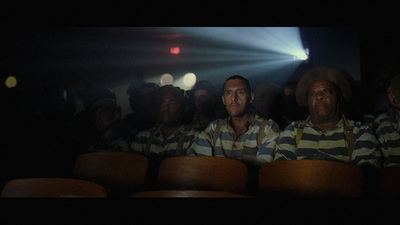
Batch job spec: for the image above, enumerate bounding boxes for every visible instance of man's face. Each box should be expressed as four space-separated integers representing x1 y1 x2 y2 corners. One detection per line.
222 79 254 118
252 91 271 118
194 89 215 112
307 80 341 124
386 87 400 110
94 107 118 131
159 92 183 125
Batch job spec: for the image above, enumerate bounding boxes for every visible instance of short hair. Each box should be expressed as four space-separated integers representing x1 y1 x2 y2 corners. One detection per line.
223 75 252 93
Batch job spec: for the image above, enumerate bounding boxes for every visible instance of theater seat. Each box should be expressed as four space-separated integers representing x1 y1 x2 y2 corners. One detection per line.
258 160 364 197
130 190 251 198
73 152 148 196
157 156 248 194
379 165 400 197
1 178 107 198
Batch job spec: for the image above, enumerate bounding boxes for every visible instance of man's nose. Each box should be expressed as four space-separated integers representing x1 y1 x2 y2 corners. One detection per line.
161 102 172 109
230 93 238 101
316 92 326 100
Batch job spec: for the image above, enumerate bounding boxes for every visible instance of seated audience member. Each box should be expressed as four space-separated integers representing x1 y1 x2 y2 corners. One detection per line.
190 80 225 131
274 67 382 168
187 75 280 167
252 83 291 131
70 84 117 153
124 81 159 139
375 75 400 167
130 85 200 187
283 81 308 121
86 98 131 153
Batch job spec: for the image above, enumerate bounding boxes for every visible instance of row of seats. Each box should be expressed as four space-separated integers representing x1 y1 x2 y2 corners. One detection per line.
1 152 400 198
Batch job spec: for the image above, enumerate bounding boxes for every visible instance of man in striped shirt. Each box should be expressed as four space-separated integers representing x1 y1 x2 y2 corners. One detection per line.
187 75 280 167
274 67 382 168
130 85 200 188
130 85 199 158
375 75 400 167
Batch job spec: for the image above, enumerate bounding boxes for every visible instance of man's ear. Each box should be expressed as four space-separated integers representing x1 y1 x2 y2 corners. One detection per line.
222 95 226 105
249 92 255 104
387 87 395 102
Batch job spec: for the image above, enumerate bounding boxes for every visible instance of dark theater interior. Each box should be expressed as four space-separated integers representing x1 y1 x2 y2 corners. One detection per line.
1 25 400 223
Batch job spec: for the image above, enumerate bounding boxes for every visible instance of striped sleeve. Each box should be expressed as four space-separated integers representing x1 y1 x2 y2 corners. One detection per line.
351 122 382 167
186 120 219 156
376 120 400 167
256 119 280 166
129 129 152 154
273 122 298 161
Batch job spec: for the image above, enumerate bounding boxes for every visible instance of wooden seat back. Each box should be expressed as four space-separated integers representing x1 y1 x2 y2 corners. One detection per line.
73 152 148 195
157 156 248 194
379 165 400 197
1 178 107 197
258 160 364 197
130 190 251 198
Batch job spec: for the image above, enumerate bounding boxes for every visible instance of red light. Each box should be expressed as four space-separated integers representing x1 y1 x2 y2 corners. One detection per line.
170 47 180 55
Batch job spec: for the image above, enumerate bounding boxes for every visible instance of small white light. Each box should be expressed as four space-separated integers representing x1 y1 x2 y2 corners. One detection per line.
183 73 197 87
160 73 174 85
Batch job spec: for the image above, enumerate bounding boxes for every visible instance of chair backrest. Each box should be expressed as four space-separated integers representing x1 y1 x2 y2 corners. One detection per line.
379 165 400 197
157 156 248 194
73 152 148 195
258 160 364 197
130 190 251 198
1 178 107 197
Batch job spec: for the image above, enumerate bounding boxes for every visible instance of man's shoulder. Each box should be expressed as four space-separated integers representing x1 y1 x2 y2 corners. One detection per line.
343 118 368 130
374 112 389 124
253 116 281 132
135 125 161 137
209 118 228 128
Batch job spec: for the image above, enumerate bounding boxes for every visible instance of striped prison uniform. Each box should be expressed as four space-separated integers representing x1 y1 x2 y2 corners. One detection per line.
375 108 400 167
274 115 382 168
372 108 394 132
187 113 280 167
130 124 200 158
87 135 131 153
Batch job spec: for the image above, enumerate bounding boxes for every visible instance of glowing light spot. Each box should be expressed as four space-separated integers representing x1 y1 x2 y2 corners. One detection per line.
160 73 174 85
171 47 180 55
183 73 196 87
293 48 309 60
5 76 17 88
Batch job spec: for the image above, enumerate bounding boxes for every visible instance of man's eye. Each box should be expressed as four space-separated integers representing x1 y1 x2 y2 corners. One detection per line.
323 89 333 95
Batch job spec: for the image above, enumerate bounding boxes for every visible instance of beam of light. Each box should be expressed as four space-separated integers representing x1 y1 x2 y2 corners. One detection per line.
43 27 306 70
133 27 307 90
156 27 308 87
16 27 308 99
24 27 308 88
173 27 306 57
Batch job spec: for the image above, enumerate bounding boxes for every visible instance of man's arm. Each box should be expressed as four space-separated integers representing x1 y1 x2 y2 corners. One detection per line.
273 122 298 161
255 119 280 166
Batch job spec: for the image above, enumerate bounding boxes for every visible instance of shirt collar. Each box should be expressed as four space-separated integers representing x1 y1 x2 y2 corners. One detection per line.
306 114 347 129
154 124 186 137
227 111 256 127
